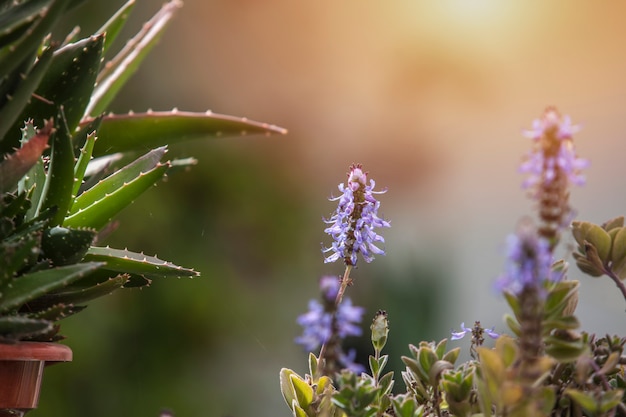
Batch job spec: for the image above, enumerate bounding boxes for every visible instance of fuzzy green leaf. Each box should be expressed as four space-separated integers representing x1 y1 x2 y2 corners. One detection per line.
63 161 169 230
89 111 288 157
86 0 180 116
279 368 299 410
610 227 626 279
82 246 199 279
290 373 314 409
0 262 103 313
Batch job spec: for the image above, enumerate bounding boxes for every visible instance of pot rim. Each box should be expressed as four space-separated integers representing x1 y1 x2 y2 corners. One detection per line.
0 341 72 362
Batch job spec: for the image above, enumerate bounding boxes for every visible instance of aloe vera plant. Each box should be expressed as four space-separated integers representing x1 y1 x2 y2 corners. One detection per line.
0 0 286 342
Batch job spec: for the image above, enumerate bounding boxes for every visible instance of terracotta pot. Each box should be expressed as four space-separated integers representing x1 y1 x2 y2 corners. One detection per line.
0 342 72 416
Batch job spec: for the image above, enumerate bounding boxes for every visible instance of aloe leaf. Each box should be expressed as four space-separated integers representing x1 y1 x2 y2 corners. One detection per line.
66 268 150 290
0 119 51 194
0 45 54 146
0 315 53 340
24 33 104 134
30 274 128 310
0 229 40 287
83 246 199 279
0 0 51 49
29 303 85 321
70 146 167 215
95 0 136 55
63 162 168 230
86 0 181 116
41 226 96 266
72 131 97 199
0 0 69 80
0 261 103 313
88 111 287 156
38 108 75 226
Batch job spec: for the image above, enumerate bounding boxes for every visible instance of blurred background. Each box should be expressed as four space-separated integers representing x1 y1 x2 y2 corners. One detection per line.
33 1 626 416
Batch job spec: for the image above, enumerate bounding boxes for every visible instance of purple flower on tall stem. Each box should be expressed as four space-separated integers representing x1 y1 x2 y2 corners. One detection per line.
295 276 365 351
519 108 588 247
323 164 390 266
495 221 561 297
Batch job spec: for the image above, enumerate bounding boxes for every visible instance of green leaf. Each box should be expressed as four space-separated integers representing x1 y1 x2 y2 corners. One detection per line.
0 315 53 340
41 226 96 266
0 0 70 85
29 274 128 309
28 303 85 322
0 262 103 313
82 246 199 279
0 0 51 49
63 161 169 230
94 0 136 54
39 108 76 226
610 227 626 279
290 373 314 409
89 111 288 157
0 229 40 287
86 0 180 116
69 146 167 215
602 216 624 232
0 46 54 145
14 32 104 139
279 368 299 410
72 131 97 199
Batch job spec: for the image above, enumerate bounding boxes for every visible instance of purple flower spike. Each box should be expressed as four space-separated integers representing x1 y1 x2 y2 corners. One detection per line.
323 164 390 266
520 108 588 190
295 276 365 351
519 108 588 245
495 221 560 297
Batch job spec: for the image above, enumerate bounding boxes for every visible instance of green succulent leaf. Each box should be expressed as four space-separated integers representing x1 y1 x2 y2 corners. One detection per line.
0 229 40 287
82 246 199 279
86 0 180 116
29 273 128 310
0 0 51 49
565 388 625 415
28 303 85 322
63 160 169 230
41 226 96 266
0 0 70 87
602 216 624 232
95 0 136 54
30 33 103 132
0 315 53 340
0 261 103 313
610 227 626 279
72 131 97 199
88 111 287 157
69 146 167 215
0 46 54 144
38 108 76 226
279 368 300 411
